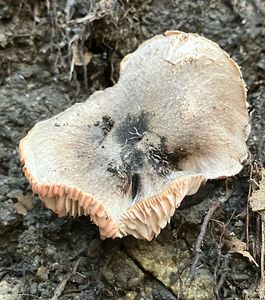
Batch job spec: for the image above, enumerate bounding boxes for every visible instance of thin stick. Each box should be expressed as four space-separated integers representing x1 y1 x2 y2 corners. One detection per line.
246 151 254 250
51 259 80 300
189 201 220 283
261 215 265 283
216 256 230 297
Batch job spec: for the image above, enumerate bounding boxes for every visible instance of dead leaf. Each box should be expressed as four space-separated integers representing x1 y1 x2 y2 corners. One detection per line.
249 169 265 295
14 191 33 216
72 46 92 66
35 266 49 282
223 236 259 267
250 168 265 212
69 45 93 80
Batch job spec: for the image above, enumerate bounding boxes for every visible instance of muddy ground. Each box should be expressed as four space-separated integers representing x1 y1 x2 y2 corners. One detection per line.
0 0 265 299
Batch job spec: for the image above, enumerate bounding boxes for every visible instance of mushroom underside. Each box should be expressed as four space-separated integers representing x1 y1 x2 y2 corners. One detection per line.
20 117 207 240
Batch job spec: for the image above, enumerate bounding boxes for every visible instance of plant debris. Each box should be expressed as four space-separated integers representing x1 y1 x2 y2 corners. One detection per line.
14 191 33 216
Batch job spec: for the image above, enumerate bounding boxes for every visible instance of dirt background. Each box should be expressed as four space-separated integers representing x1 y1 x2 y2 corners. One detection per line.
0 0 265 299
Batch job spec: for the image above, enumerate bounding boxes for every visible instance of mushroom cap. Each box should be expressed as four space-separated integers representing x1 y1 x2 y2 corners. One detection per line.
19 31 250 240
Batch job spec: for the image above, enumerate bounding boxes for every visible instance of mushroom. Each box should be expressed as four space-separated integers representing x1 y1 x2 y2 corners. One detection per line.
19 31 250 240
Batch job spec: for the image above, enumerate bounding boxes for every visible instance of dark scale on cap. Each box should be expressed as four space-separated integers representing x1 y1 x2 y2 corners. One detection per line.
101 115 115 135
93 115 115 135
147 137 192 176
116 111 149 145
131 173 140 200
167 147 191 168
107 111 149 198
120 145 144 173
107 162 130 194
147 145 172 177
106 144 144 199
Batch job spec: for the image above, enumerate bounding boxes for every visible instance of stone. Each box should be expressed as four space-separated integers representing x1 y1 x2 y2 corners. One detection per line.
102 250 144 290
126 240 214 300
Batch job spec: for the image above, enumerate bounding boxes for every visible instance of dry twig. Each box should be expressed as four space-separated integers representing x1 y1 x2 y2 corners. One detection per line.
51 259 80 300
214 255 230 299
246 151 254 249
261 215 265 283
189 201 220 283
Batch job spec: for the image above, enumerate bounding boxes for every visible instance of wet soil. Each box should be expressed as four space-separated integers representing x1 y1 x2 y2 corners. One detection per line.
0 0 264 299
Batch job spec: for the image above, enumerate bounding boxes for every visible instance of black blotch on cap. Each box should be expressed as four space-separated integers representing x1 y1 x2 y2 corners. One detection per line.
147 136 193 177
116 111 149 145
